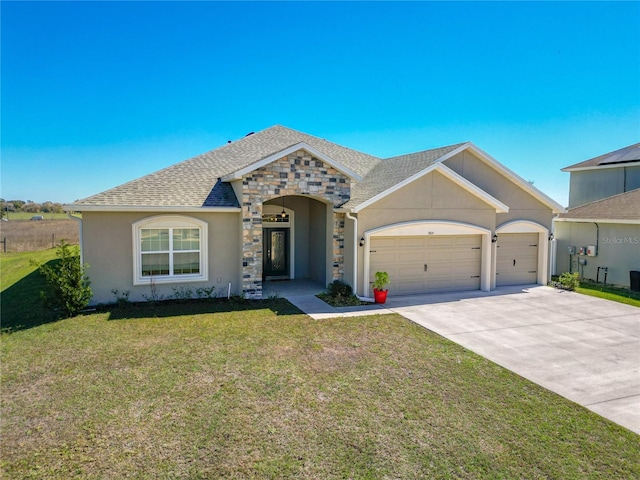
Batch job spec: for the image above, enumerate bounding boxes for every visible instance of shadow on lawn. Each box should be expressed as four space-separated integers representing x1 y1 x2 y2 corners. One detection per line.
1 260 59 333
2 260 303 333
105 297 304 321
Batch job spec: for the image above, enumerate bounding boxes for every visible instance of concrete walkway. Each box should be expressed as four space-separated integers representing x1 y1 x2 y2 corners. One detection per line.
282 284 640 434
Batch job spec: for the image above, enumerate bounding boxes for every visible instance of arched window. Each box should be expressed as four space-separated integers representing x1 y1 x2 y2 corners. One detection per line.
132 215 208 285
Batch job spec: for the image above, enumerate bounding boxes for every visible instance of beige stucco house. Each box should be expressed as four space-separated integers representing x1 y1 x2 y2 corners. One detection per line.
554 143 640 288
66 125 564 304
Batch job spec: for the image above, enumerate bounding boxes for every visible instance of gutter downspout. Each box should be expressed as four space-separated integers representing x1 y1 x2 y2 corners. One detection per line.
550 215 557 277
67 212 84 265
337 209 375 302
345 212 359 296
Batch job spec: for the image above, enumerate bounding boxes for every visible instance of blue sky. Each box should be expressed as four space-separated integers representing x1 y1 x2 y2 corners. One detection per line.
2 1 639 206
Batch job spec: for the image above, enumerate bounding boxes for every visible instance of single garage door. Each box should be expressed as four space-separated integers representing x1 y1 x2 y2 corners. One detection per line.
496 233 538 286
370 235 481 295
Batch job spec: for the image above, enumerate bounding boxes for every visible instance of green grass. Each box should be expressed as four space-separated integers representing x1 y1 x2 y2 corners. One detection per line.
576 280 640 308
1 249 60 332
2 303 639 478
3 253 639 477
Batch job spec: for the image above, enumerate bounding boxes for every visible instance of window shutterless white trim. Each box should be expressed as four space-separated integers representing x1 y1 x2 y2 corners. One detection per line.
132 215 208 285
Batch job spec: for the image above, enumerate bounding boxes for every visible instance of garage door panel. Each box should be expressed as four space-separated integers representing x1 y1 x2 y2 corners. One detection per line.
370 235 481 295
496 233 539 286
398 251 425 263
426 237 452 247
373 237 398 248
398 237 427 248
374 251 397 263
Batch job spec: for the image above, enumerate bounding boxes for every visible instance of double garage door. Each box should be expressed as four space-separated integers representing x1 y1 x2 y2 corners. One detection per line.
370 235 481 295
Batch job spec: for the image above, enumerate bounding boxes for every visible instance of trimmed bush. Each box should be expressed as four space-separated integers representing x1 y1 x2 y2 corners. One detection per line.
34 240 92 317
327 280 353 298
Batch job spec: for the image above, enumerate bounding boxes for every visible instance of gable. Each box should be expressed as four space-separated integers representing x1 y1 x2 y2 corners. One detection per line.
356 165 508 213
222 143 362 182
443 147 562 213
241 149 352 206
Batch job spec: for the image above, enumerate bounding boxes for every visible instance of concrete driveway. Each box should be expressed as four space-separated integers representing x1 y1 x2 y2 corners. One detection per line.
384 286 640 435
284 284 640 434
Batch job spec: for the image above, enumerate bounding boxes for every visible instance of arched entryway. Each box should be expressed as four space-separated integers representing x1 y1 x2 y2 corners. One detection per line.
262 195 332 285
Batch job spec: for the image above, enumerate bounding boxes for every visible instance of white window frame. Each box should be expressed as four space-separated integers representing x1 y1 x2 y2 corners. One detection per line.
132 215 208 285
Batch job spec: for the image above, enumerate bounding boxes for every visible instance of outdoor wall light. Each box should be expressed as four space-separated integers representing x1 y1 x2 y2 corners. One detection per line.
492 234 498 243
548 233 555 241
359 237 365 247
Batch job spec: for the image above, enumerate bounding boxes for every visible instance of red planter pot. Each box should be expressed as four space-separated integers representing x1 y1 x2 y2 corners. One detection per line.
373 288 388 304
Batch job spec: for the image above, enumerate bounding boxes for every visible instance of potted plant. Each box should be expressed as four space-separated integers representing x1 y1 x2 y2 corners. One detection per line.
372 271 390 304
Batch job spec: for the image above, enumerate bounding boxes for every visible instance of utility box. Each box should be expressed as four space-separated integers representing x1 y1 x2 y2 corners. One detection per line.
579 258 587 266
568 246 576 255
587 245 597 256
578 246 587 255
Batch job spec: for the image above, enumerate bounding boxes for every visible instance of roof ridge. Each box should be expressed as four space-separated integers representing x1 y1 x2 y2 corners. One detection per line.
383 141 469 161
279 125 383 162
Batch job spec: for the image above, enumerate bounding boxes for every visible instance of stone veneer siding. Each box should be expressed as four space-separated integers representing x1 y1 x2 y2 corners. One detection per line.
241 149 351 298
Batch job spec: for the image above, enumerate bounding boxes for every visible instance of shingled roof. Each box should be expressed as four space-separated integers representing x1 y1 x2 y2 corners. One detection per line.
71 125 381 209
562 143 640 171
556 188 640 223
69 125 560 212
342 143 467 209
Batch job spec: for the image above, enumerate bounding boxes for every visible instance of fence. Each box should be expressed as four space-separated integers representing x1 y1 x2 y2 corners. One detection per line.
0 220 80 252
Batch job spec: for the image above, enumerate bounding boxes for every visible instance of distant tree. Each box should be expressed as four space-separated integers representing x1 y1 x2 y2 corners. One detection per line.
41 201 63 213
8 200 25 210
22 202 42 213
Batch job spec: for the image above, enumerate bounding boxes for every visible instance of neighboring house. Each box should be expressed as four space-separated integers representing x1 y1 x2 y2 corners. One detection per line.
66 125 564 304
554 143 640 288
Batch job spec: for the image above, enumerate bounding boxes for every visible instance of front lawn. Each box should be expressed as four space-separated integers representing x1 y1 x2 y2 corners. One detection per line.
576 280 640 308
0 249 60 332
2 301 638 479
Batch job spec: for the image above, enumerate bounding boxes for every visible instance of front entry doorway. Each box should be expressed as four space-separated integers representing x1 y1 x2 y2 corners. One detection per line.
264 228 289 278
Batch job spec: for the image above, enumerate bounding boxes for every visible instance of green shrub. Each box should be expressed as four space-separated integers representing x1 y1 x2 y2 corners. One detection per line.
327 280 353 298
34 240 92 317
373 271 390 291
550 272 580 291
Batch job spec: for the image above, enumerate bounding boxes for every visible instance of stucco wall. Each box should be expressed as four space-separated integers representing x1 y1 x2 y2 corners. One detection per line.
554 221 640 287
444 150 554 230
82 211 241 304
354 170 497 296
